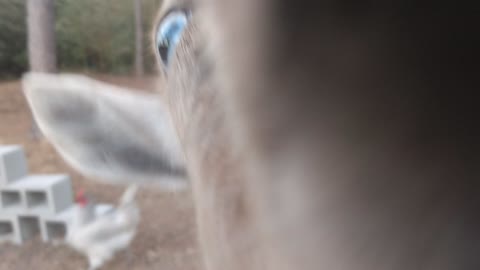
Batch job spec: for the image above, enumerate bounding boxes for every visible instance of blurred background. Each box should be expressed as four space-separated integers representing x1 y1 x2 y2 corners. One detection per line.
0 1 199 269
1 0 161 78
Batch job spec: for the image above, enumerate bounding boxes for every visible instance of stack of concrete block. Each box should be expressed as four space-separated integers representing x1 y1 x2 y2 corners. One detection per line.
0 145 112 245
0 145 74 244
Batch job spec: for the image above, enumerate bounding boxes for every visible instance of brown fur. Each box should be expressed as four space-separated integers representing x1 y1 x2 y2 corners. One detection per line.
156 0 480 269
154 3 264 268
22 1 479 269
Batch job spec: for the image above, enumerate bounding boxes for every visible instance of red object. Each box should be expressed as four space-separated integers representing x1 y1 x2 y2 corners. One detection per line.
75 189 88 207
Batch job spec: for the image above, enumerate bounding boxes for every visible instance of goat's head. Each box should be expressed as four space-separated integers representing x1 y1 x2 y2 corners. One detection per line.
23 0 479 270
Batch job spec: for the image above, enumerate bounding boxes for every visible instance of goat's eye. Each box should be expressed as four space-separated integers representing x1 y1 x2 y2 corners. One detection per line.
155 10 190 68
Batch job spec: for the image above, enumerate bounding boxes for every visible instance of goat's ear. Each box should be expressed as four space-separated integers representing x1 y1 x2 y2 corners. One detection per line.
22 73 187 190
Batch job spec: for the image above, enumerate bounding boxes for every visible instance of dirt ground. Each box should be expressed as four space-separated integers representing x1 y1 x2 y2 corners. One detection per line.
0 75 201 270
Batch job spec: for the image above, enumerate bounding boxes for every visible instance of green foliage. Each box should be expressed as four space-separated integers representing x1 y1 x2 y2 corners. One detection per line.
0 0 27 79
0 0 161 79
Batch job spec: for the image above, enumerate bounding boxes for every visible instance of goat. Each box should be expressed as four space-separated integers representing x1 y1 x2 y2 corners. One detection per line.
23 0 479 269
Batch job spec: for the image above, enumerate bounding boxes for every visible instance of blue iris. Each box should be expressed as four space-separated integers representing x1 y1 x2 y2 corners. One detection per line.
156 10 189 68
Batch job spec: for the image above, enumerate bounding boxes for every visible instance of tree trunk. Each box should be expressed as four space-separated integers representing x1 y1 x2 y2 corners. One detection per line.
27 0 57 72
27 0 57 139
134 0 144 76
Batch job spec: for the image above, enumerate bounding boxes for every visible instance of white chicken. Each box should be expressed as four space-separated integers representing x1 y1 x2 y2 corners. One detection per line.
66 185 140 270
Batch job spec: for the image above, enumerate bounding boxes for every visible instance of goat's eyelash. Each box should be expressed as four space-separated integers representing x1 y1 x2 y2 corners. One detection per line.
155 9 191 69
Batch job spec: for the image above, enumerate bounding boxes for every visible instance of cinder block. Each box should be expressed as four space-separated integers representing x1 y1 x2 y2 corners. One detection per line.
44 221 67 242
0 215 21 245
26 190 48 211
50 175 74 213
1 144 118 245
7 175 73 215
0 146 28 187
0 190 23 211
0 219 15 243
18 215 41 242
40 205 75 242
